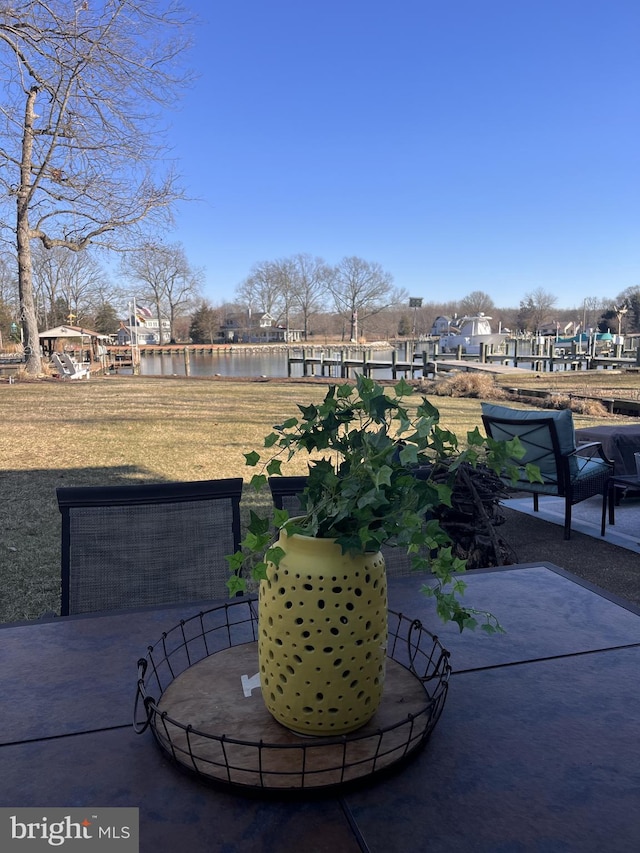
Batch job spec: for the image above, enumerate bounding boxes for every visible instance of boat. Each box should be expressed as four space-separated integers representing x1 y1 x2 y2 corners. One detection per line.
554 332 614 345
438 314 509 354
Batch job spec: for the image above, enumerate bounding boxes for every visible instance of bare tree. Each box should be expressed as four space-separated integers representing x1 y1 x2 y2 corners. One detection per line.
0 252 17 310
328 257 396 342
31 243 108 329
518 287 558 333
0 1 195 373
271 258 298 337
119 242 203 342
459 290 495 316
236 254 332 340
290 253 331 340
0 252 17 344
237 261 285 321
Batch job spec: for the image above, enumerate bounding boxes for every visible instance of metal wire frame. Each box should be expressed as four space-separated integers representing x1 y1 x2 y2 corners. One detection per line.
134 598 451 793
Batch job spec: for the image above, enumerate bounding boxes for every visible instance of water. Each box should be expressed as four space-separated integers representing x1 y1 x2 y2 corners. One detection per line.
126 339 616 379
134 348 402 379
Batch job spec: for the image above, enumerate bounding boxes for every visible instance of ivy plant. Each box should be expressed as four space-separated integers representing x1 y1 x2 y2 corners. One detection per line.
227 375 535 633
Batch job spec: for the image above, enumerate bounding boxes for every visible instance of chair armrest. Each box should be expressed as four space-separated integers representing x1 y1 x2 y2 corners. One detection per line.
571 442 614 465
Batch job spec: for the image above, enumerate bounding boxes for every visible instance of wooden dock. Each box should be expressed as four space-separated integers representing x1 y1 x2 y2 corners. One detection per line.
286 347 640 379
286 348 429 378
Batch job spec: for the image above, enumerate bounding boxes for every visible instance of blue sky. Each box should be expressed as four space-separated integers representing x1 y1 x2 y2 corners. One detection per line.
164 0 639 310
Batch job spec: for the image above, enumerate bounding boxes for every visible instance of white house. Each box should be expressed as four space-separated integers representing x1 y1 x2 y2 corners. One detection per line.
117 314 171 345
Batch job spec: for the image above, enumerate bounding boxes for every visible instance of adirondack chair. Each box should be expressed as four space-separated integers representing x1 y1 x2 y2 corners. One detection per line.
52 352 90 379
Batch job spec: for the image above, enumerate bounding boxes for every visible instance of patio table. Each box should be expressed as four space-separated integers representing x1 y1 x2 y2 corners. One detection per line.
2 564 640 852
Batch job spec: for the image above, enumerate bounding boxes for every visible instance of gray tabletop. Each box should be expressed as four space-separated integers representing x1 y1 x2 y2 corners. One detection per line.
2 564 640 852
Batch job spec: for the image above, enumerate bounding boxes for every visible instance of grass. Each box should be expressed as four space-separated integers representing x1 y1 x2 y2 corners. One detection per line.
0 372 634 623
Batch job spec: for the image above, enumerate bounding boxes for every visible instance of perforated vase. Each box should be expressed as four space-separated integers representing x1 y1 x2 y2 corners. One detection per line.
258 529 388 736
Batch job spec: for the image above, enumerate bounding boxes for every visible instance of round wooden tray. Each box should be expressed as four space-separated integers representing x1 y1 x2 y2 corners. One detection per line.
135 599 451 792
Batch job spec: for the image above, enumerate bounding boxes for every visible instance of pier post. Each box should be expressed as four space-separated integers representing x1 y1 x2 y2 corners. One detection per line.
423 351 435 377
479 343 487 363
183 347 191 377
392 350 397 379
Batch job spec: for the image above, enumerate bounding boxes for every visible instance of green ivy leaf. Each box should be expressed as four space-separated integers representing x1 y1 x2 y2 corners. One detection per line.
337 384 354 398
273 507 290 528
224 551 245 571
247 510 270 535
244 530 271 551
399 443 419 466
374 465 393 488
278 417 299 429
264 432 279 448
266 459 282 476
265 545 286 566
525 462 544 484
394 377 413 398
244 450 261 466
251 561 268 581
226 574 246 595
249 473 267 491
298 403 318 421
466 426 486 446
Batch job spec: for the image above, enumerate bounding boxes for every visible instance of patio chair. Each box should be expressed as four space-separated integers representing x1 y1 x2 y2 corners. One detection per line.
52 352 90 379
268 475 309 515
56 478 243 615
481 403 613 539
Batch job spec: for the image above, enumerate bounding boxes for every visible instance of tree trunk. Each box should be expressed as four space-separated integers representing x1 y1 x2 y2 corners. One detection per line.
17 87 42 376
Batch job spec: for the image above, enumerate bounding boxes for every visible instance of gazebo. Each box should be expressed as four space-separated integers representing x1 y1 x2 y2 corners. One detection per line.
39 324 110 369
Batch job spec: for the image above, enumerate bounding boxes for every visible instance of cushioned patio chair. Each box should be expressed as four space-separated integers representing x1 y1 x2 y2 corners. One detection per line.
481 403 613 540
57 478 243 615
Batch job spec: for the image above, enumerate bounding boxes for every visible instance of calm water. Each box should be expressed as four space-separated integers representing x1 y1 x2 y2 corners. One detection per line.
136 348 404 379
130 340 605 379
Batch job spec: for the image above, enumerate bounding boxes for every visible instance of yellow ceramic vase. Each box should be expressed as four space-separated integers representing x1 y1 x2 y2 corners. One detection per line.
258 528 387 736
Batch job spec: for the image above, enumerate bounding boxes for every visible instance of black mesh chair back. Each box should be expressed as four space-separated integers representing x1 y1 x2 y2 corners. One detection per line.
268 476 418 578
57 478 243 615
268 475 309 516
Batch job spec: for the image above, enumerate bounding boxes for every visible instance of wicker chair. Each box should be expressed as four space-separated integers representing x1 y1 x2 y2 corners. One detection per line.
481 403 613 540
56 478 243 615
